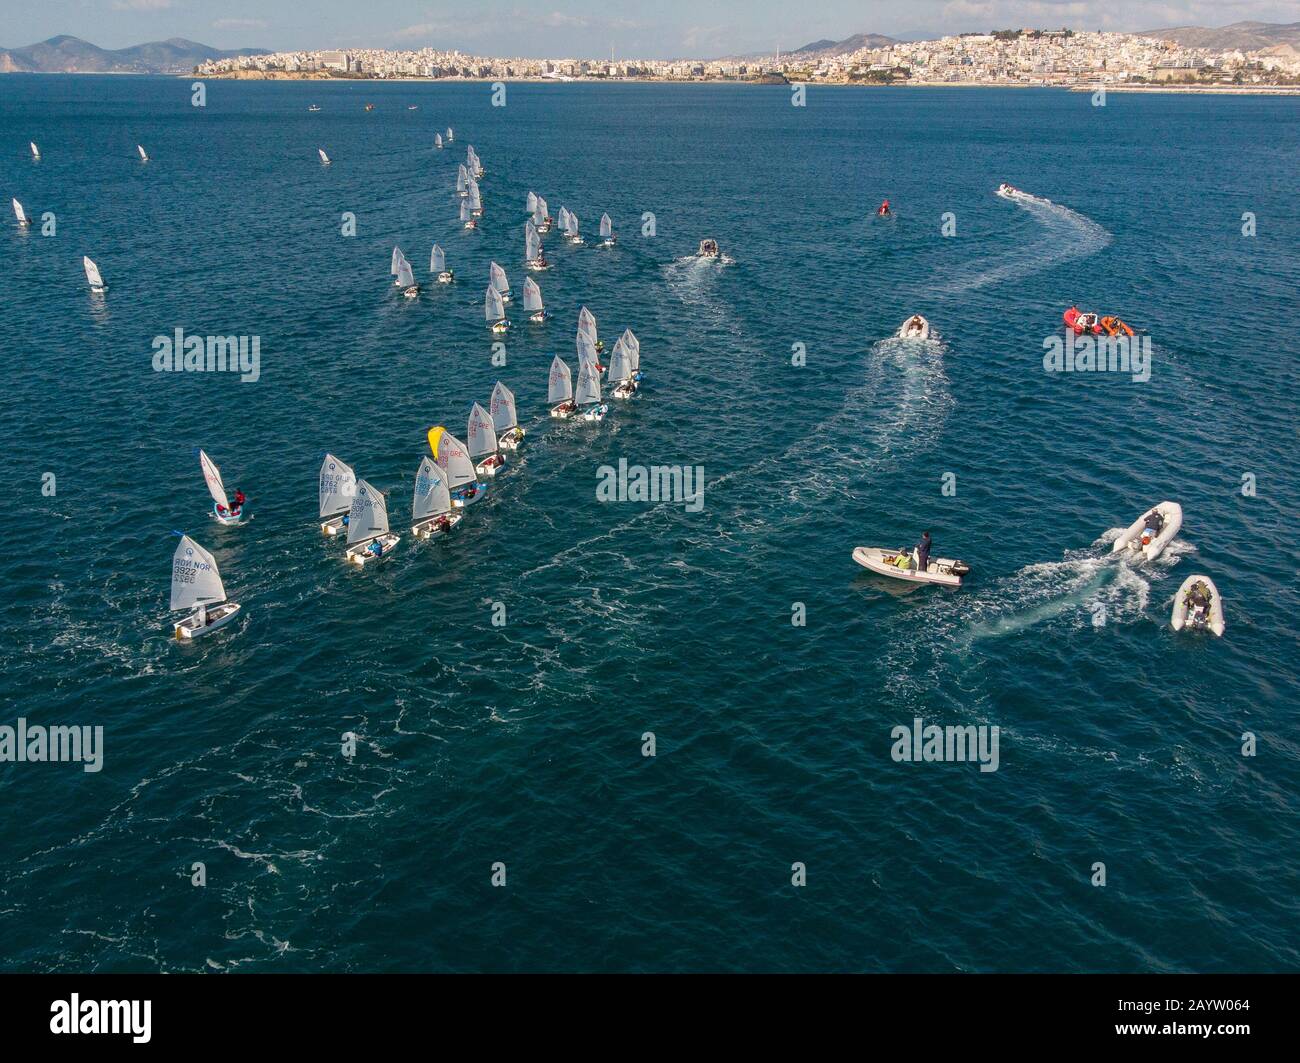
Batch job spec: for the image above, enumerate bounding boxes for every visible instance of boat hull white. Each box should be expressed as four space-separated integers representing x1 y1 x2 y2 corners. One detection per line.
498 428 524 451
1171 574 1225 636
321 515 347 536
474 456 505 478
175 602 241 640
412 512 464 540
1112 501 1182 562
451 484 488 508
852 546 966 587
211 503 249 526
896 316 930 340
346 533 400 566
580 404 608 422
550 403 576 419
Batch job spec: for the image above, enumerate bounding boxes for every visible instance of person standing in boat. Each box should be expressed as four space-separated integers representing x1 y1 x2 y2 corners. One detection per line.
915 531 932 573
231 489 246 517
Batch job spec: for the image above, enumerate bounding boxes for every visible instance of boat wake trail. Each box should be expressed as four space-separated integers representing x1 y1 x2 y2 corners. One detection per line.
936 195 1111 295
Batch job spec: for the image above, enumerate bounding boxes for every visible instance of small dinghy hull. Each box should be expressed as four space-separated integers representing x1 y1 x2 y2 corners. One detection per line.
852 546 968 587
211 504 250 526
412 512 464 540
1171 574 1225 636
475 457 505 478
450 485 488 509
346 533 400 566
175 602 241 640
321 516 346 536
1112 501 1182 562
896 315 930 340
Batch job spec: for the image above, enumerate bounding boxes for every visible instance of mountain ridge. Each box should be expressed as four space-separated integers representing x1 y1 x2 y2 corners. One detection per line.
0 35 269 74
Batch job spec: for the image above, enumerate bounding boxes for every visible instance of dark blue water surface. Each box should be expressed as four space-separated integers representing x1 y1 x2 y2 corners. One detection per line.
1 75 1298 972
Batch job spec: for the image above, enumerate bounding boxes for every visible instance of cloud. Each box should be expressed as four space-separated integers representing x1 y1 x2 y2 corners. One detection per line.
212 19 268 30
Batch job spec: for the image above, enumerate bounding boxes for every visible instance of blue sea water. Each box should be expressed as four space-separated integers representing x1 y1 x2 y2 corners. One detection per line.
1 75 1298 973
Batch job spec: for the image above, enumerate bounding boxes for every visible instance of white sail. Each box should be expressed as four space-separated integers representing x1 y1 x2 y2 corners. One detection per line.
346 479 390 546
446 127 454 141
575 360 602 406
430 244 446 272
578 306 597 342
525 222 541 261
391 247 405 275
171 535 226 612
30 142 40 160
490 261 510 295
431 431 475 489
413 457 451 521
460 199 473 222
534 196 548 224
608 342 632 383
137 144 148 162
576 331 598 367
83 256 104 289
526 191 538 214
557 206 570 231
467 402 498 459
396 259 415 288
485 286 504 322
622 327 640 370
457 164 468 193
319 453 357 518
12 198 27 225
522 276 543 312
467 180 482 211
318 148 330 164
600 213 613 239
435 133 443 148
548 356 572 404
567 211 580 236
198 449 230 510
490 381 517 433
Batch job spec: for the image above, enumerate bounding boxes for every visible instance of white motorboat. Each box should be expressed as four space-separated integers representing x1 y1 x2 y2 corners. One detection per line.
170 534 241 639
1112 501 1182 562
1171 574 1225 636
897 314 930 340
852 546 969 587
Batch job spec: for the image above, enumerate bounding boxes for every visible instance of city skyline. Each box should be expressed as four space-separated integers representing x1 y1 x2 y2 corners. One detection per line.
5 2 1300 60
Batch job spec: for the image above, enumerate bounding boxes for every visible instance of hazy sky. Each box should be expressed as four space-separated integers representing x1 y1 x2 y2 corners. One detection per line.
7 1 1298 57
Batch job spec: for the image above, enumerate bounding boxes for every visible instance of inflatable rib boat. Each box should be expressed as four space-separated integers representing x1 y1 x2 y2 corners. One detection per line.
896 315 930 340
1171 574 1225 636
852 546 969 587
1112 501 1182 562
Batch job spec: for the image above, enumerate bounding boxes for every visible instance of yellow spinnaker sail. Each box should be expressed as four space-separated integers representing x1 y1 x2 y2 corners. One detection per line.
427 426 447 458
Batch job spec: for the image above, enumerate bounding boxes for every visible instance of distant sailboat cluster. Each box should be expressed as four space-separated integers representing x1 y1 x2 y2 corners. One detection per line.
136 123 646 637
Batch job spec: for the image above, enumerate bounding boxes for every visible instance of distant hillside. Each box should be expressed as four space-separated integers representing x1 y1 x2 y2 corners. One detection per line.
1137 21 1300 51
0 35 268 74
789 32 899 57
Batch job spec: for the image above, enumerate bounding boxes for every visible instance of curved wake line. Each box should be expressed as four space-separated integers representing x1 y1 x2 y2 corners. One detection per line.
935 195 1112 295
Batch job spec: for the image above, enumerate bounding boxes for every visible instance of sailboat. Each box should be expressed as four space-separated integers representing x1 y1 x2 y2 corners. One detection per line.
548 356 576 419
600 213 615 247
435 133 443 149
467 146 484 178
556 206 570 235
489 261 511 303
468 402 505 477
308 104 322 112
577 331 603 374
578 305 603 352
83 256 106 293
575 359 608 423
431 244 453 283
467 178 483 217
608 338 636 399
621 327 642 384
460 198 477 230
526 191 538 216
30 142 40 161
491 381 524 451
485 285 510 333
525 221 549 270
391 247 409 285
318 148 331 165
456 164 469 196
12 198 30 228
522 276 550 323
411 456 463 539
137 144 149 163
446 127 454 143
199 449 249 525
170 534 241 639
427 427 486 507
533 195 552 233
564 209 583 244
319 453 357 535
396 257 419 299
344 480 400 566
